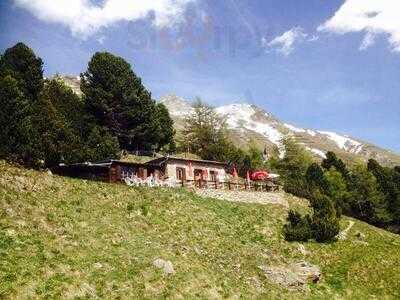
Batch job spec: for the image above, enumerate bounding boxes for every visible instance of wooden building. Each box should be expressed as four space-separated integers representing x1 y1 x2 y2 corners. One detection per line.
54 157 228 184
54 160 161 183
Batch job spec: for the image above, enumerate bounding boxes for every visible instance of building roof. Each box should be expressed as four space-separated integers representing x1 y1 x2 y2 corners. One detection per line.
58 157 227 170
146 156 227 167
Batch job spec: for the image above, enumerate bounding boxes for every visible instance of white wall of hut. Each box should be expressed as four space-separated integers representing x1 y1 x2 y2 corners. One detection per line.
165 162 226 182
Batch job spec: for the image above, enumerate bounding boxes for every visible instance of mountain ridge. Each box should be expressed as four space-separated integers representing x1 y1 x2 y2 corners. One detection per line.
160 94 400 167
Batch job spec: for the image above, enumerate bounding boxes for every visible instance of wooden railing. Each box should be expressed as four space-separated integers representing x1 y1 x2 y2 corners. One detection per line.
179 179 280 192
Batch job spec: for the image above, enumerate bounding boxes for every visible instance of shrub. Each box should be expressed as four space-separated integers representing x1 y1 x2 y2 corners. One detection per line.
311 216 340 242
310 193 340 242
283 210 312 242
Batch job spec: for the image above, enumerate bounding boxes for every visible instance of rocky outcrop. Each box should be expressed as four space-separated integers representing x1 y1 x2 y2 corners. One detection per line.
259 261 321 291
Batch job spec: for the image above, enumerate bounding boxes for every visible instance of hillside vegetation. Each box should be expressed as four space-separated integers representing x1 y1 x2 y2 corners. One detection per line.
1 162 400 299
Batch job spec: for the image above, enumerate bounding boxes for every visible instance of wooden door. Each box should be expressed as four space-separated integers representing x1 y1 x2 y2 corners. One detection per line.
176 167 186 182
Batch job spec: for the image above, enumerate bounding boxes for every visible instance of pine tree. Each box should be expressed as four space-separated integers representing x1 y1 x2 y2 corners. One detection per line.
324 167 350 217
309 192 340 242
322 151 349 180
276 137 313 198
283 210 312 242
306 163 330 194
38 78 120 166
0 42 43 101
368 159 400 226
348 164 388 225
0 75 37 164
81 52 173 151
153 103 175 152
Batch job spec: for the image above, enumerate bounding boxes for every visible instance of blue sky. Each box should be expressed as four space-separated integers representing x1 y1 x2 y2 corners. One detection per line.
1 0 399 152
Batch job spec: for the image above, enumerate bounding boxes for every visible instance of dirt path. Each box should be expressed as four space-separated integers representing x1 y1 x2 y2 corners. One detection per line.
337 220 355 240
195 189 288 208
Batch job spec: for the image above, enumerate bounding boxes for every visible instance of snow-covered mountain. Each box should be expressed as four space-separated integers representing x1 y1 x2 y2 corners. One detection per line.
160 95 400 166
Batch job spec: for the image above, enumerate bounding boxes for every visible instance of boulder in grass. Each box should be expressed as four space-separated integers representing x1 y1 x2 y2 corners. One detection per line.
153 258 175 275
259 261 321 291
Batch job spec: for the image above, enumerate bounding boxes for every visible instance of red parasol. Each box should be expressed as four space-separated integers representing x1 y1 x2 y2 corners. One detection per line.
251 170 269 181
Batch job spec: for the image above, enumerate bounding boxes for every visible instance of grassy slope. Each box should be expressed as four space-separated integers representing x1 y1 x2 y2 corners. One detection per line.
1 162 400 299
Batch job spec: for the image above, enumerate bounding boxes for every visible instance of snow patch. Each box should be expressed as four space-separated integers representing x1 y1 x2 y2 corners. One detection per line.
317 131 363 154
306 147 327 159
283 123 306 133
216 104 283 147
160 95 194 117
284 123 318 137
306 129 317 136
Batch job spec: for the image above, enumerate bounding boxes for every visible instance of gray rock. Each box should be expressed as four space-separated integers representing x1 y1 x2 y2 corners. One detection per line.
259 261 321 291
289 261 321 284
153 258 175 275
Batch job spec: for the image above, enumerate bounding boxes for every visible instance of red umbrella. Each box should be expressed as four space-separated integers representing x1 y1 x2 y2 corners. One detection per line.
251 170 269 181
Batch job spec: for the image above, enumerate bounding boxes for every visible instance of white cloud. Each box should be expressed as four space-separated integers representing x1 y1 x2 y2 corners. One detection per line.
14 0 194 38
308 35 319 42
318 0 400 52
359 32 376 51
264 27 308 56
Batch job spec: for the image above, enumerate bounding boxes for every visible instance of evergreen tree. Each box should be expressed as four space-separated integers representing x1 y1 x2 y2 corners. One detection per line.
81 52 172 151
153 103 175 152
283 210 312 242
348 164 388 225
0 42 43 101
247 141 266 170
180 99 255 175
182 98 228 159
84 126 120 162
309 192 340 242
368 159 400 225
324 167 350 217
283 191 340 243
276 137 313 198
306 163 330 194
38 78 120 166
0 75 37 164
30 90 81 167
321 151 349 179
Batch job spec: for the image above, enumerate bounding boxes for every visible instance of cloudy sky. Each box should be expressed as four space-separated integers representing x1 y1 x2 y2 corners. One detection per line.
0 0 399 152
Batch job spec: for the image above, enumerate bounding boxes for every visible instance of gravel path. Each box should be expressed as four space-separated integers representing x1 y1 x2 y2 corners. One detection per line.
337 220 355 240
195 189 288 207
